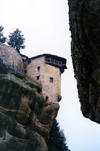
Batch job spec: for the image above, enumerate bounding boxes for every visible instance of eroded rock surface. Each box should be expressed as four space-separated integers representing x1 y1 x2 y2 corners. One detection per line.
0 43 24 72
0 55 59 150
68 0 100 123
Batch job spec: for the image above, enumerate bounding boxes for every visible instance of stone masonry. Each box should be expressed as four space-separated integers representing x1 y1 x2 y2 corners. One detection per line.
0 42 67 103
24 54 67 103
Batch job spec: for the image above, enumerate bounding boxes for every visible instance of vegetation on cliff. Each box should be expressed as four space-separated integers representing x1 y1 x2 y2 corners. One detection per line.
48 119 70 151
0 30 70 150
0 26 25 53
0 26 6 43
7 29 25 53
0 56 61 151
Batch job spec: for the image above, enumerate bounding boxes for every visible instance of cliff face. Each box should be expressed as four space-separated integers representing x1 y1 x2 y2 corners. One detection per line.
0 43 24 72
68 0 100 123
0 44 59 151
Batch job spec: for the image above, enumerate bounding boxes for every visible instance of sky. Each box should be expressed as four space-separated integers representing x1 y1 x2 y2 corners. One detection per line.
0 0 100 151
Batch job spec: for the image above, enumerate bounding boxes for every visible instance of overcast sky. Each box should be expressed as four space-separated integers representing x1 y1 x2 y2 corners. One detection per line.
1 0 100 151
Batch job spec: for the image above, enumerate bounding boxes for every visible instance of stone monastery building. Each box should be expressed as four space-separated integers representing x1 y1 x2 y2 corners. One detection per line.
0 43 67 103
22 54 67 103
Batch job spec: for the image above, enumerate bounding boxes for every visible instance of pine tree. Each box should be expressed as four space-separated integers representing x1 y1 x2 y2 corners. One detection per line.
48 119 71 151
0 26 6 43
8 29 25 53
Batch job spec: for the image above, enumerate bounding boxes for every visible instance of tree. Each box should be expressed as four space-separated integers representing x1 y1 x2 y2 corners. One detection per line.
47 119 71 151
0 26 6 43
8 29 25 53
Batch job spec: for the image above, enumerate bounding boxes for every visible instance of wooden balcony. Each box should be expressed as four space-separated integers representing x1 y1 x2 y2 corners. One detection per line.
45 57 63 67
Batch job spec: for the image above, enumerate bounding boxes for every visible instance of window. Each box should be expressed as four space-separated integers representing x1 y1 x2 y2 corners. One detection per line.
37 76 40 80
50 77 53 83
28 60 31 64
24 70 27 74
37 66 40 71
46 96 49 101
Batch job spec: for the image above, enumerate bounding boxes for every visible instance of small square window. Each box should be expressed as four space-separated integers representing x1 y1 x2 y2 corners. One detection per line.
28 60 31 64
37 66 40 71
50 77 53 83
46 96 49 101
24 70 27 74
37 76 40 80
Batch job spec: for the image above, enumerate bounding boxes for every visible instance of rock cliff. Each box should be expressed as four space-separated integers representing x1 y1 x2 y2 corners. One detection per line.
68 0 100 123
0 43 59 151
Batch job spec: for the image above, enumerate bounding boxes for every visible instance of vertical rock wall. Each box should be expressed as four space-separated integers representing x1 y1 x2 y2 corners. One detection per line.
0 43 24 72
0 44 60 150
68 0 100 123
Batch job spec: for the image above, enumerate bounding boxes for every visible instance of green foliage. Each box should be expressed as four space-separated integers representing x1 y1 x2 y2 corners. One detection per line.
12 74 26 84
0 26 6 43
1 74 25 85
2 74 7 77
47 119 71 151
32 88 37 92
7 29 25 53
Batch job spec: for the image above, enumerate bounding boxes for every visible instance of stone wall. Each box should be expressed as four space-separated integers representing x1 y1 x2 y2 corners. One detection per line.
43 64 61 102
0 43 24 72
26 56 45 82
26 56 61 102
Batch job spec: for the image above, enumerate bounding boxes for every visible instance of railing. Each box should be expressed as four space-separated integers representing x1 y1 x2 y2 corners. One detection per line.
45 58 62 66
